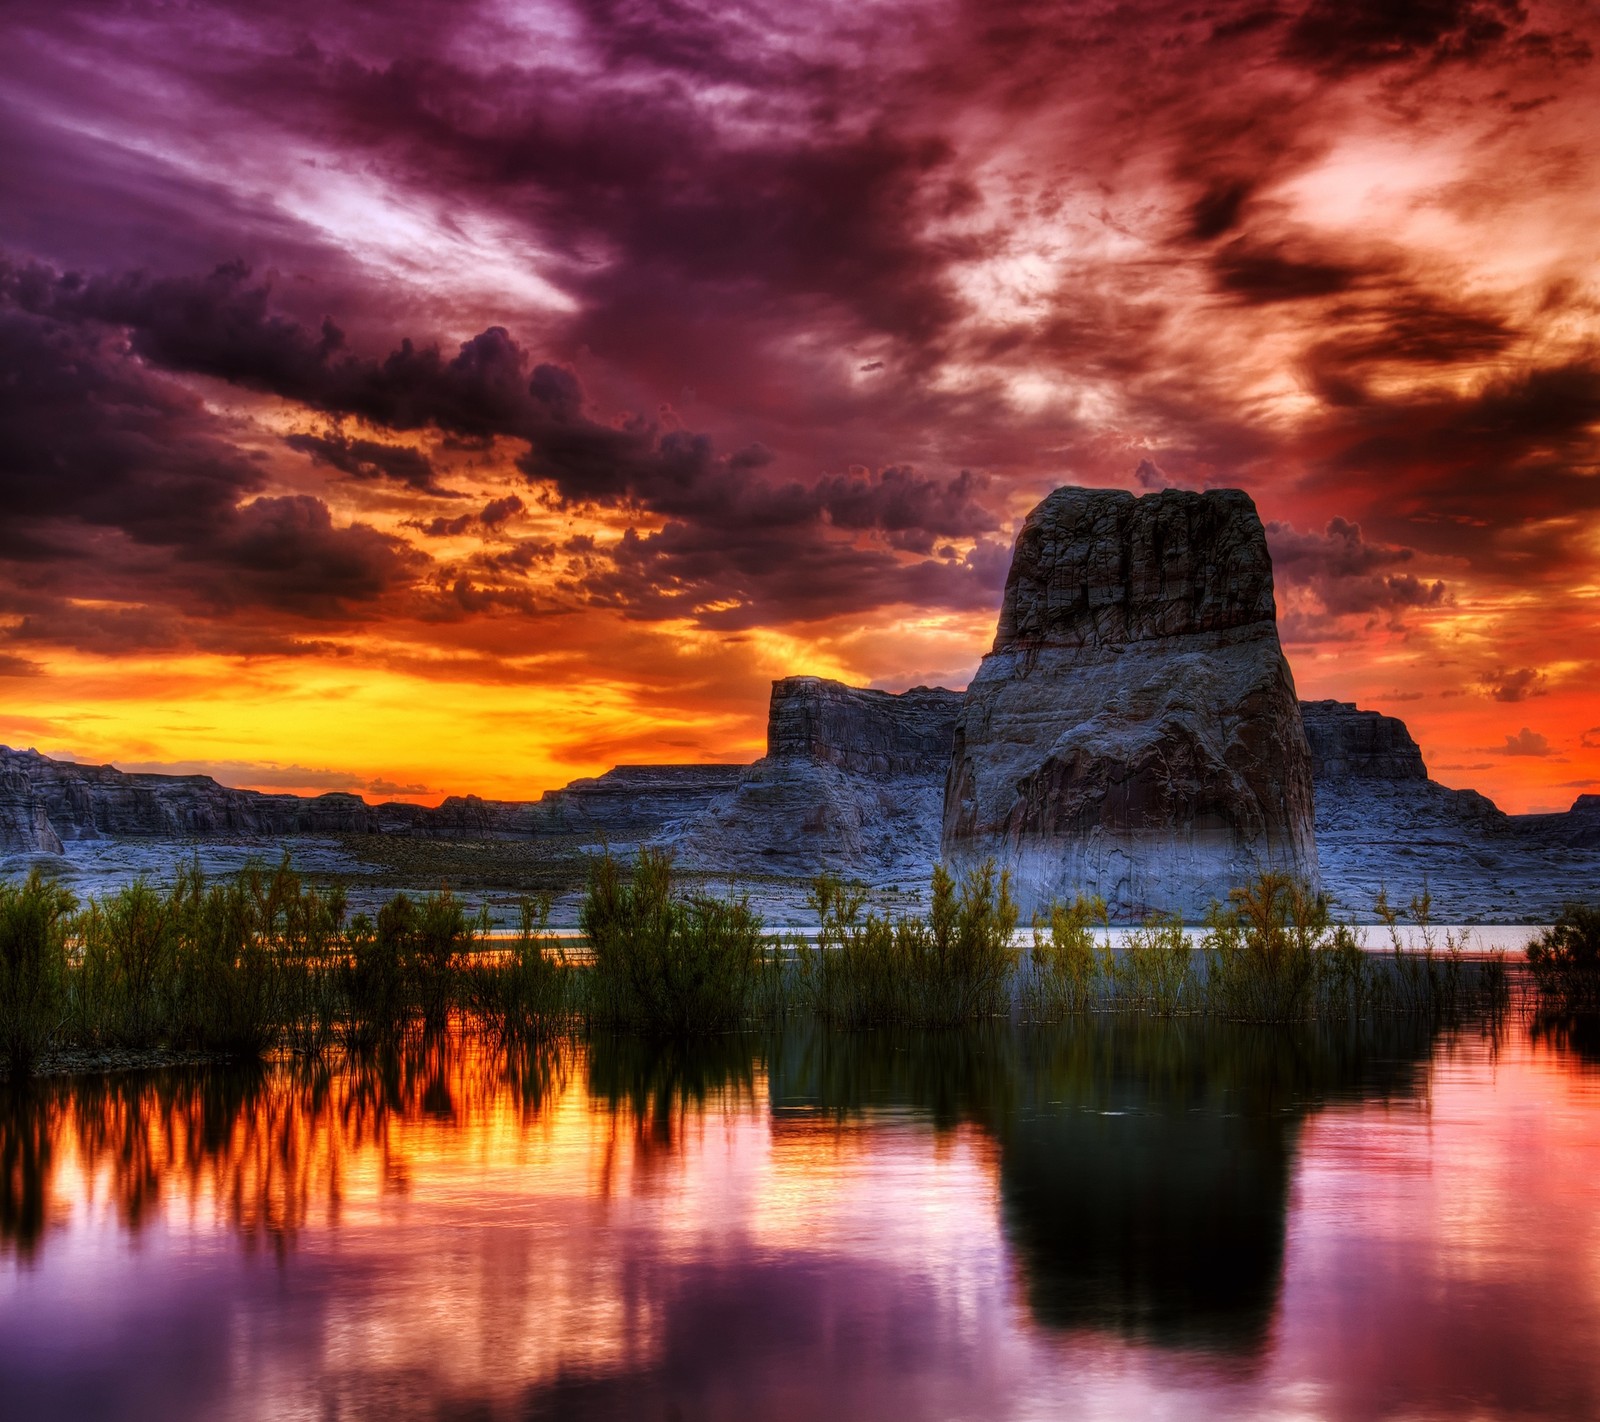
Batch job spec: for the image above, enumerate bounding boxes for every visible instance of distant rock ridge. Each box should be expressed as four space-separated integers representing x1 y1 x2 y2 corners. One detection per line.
0 745 741 851
672 677 962 877
942 486 1319 918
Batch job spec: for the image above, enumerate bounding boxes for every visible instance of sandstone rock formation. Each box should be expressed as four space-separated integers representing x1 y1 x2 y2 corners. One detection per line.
673 677 962 878
0 763 63 855
1299 700 1600 920
534 765 744 844
0 744 742 856
942 486 1319 918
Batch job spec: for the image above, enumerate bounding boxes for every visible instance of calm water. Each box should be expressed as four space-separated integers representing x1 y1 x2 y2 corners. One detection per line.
3 1017 1599 1420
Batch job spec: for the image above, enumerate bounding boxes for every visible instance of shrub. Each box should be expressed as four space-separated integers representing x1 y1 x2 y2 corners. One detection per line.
1373 885 1468 1018
1527 903 1600 1009
166 862 280 1057
1203 872 1327 1022
74 878 179 1047
582 849 764 1035
1026 894 1107 1019
801 877 918 1027
1111 913 1193 1017
0 872 76 1074
802 860 1018 1027
342 907 406 1046
921 861 1020 1025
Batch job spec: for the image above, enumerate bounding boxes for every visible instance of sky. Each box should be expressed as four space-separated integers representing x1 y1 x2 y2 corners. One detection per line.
0 0 1596 814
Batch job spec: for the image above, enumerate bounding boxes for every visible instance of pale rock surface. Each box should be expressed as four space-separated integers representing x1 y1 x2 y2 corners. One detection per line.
942 486 1318 919
672 677 962 879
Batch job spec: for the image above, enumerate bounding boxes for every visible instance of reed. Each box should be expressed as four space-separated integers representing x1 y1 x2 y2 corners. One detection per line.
0 872 75 1073
1024 894 1107 1019
801 860 1019 1027
581 849 764 1035
1111 913 1194 1017
1200 872 1332 1023
466 893 574 1039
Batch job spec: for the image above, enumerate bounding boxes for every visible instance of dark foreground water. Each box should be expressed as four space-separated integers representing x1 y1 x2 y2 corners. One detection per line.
4 1016 1599 1421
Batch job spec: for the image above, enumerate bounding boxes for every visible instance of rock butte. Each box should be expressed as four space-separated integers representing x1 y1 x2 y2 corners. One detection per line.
943 486 1317 917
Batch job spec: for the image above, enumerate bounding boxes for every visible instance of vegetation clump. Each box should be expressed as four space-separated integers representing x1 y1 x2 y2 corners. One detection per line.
1526 903 1600 1009
0 854 1524 1077
801 860 1019 1027
466 894 574 1041
0 872 76 1074
581 849 764 1035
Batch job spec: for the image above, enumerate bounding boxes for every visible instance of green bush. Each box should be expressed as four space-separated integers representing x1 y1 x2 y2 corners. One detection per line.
1372 886 1468 1018
74 878 179 1047
1112 913 1194 1017
1025 894 1107 1019
0 872 76 1074
166 862 279 1056
1203 872 1327 1022
581 850 764 1035
1527 903 1600 1008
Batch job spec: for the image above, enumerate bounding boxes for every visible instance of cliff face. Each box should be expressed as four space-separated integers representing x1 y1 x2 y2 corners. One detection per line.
1298 701 1600 919
1300 700 1427 782
0 764 63 855
0 748 386 840
942 486 1318 918
672 678 962 877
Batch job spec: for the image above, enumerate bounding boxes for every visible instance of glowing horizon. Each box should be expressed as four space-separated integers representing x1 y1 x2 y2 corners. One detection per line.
2 0 1598 815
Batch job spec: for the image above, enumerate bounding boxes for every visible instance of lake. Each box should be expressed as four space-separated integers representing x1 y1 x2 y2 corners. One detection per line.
3 1014 1598 1419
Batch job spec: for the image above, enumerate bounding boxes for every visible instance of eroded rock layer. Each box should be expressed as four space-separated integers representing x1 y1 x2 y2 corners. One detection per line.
942 486 1318 918
673 677 962 877
0 764 63 855
1300 700 1600 920
0 746 740 855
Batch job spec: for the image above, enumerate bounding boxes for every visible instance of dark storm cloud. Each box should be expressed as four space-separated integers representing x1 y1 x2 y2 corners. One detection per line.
1283 0 1528 75
0 274 427 648
285 432 443 492
1267 517 1448 631
1 0 1598 664
1301 358 1600 569
6 252 1004 631
1212 240 1363 304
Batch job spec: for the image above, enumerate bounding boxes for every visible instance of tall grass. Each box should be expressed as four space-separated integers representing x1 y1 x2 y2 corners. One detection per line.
466 894 574 1040
1025 894 1107 1019
581 849 764 1035
0 873 75 1073
800 860 1019 1027
0 853 1525 1077
1203 872 1329 1022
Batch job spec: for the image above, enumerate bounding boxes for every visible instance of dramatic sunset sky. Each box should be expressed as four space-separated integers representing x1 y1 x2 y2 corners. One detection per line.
2 0 1597 812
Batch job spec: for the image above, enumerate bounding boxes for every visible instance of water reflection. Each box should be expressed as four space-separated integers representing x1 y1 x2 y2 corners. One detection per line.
3 1013 1595 1421
765 1019 1437 1351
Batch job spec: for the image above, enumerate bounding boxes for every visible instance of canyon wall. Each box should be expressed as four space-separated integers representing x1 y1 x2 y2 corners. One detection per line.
672 677 962 878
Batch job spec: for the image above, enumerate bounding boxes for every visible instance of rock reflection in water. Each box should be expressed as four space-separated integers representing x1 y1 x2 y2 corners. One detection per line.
764 1018 1434 1351
6 1016 1582 1421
